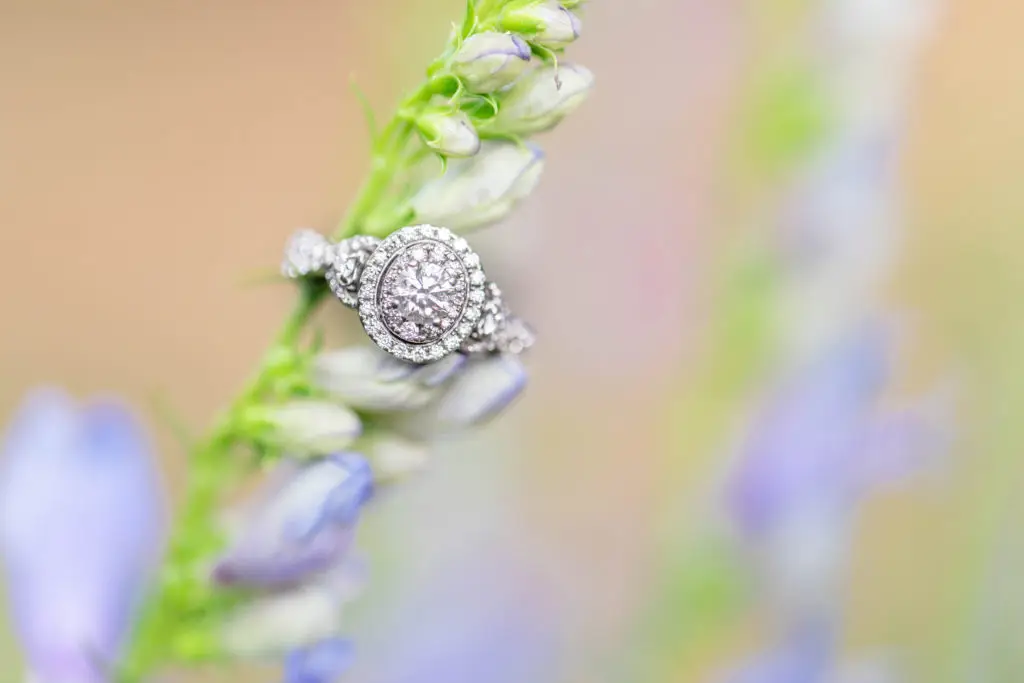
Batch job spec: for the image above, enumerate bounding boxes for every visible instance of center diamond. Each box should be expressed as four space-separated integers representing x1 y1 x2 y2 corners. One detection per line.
378 241 468 344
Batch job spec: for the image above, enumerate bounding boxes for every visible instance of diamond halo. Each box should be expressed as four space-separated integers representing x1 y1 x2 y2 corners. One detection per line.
358 225 487 363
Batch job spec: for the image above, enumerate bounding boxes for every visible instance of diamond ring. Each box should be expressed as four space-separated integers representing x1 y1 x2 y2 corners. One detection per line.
282 225 535 364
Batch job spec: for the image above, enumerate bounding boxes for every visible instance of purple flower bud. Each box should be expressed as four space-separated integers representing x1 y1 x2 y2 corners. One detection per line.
450 32 532 93
312 346 454 412
415 110 481 158
249 401 362 457
285 638 355 683
434 354 528 428
491 64 594 135
214 454 373 588
0 389 164 683
501 1 581 49
410 142 545 231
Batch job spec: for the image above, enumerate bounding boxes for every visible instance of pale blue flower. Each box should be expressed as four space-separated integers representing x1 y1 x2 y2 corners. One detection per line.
416 110 481 158
285 638 355 683
718 623 833 683
410 141 545 231
312 347 464 412
500 1 581 49
724 327 947 618
215 454 373 588
368 559 557 683
314 346 528 434
0 389 164 683
247 401 362 457
726 328 942 538
491 64 595 135
215 454 372 661
431 353 529 428
449 32 532 93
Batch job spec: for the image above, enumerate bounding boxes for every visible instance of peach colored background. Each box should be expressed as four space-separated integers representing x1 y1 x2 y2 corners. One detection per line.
1 0 1023 681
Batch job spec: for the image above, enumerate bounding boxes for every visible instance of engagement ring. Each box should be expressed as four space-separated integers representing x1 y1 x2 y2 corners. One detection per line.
283 225 534 363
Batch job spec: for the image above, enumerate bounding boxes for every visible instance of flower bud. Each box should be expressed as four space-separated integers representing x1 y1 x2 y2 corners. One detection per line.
220 558 365 658
251 401 362 456
362 433 430 483
491 63 594 135
435 355 528 427
214 455 373 588
449 31 533 93
411 141 545 231
501 1 581 49
416 110 481 158
312 346 441 412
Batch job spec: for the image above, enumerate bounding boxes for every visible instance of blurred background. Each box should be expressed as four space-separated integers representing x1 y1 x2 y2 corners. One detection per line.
1 0 1022 681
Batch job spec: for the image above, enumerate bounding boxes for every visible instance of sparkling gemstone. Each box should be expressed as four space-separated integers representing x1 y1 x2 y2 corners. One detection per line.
378 240 469 345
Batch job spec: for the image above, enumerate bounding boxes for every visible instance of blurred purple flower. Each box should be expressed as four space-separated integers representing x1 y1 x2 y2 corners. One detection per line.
727 327 942 538
214 454 372 667
215 453 373 589
285 638 355 683
724 327 948 618
718 621 834 683
312 346 528 478
0 389 164 683
367 560 558 683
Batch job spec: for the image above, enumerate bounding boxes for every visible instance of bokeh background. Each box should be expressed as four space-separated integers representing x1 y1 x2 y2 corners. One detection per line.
1 0 1022 681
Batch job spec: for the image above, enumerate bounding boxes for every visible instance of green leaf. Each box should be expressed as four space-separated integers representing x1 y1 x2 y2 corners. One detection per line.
350 77 378 143
461 0 479 39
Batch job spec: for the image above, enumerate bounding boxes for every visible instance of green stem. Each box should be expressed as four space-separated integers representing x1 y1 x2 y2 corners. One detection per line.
335 83 434 240
123 285 327 678
123 17 467 682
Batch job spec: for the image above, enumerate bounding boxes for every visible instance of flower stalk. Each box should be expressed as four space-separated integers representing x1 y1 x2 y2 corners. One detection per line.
120 0 593 679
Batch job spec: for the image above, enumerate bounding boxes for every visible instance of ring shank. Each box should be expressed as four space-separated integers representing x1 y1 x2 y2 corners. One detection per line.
282 229 533 359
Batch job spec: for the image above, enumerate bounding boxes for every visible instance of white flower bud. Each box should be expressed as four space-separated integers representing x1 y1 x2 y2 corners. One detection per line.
220 558 365 657
492 63 593 135
501 1 581 49
362 433 430 483
410 141 545 231
312 346 438 412
254 401 361 455
415 110 480 158
450 31 533 93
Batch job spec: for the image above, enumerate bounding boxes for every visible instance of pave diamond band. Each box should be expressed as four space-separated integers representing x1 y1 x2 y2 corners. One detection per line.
282 226 534 363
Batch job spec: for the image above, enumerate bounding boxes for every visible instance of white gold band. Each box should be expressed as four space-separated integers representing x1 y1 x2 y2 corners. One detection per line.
282 226 534 363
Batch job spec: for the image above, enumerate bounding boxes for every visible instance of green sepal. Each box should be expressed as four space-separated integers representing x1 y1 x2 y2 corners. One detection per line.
460 0 479 39
424 72 463 99
498 7 544 35
529 41 560 65
460 93 500 120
